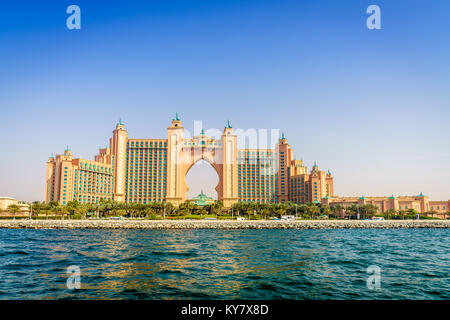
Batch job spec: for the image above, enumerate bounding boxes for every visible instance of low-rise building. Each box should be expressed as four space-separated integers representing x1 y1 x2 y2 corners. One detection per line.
321 193 449 218
0 197 29 213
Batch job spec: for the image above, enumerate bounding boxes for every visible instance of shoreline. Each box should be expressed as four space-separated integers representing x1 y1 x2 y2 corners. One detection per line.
0 219 449 229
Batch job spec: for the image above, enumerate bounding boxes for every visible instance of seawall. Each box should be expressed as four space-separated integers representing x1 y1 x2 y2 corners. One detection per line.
0 219 449 229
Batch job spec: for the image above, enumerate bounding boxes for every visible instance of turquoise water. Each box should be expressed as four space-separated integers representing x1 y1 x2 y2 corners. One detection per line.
0 229 448 299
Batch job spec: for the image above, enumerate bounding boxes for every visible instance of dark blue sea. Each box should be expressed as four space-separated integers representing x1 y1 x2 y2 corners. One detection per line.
0 229 448 299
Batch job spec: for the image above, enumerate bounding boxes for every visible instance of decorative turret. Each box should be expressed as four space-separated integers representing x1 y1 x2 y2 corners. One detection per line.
279 132 287 145
169 112 183 129
115 118 125 130
62 146 73 160
47 153 55 163
223 120 234 135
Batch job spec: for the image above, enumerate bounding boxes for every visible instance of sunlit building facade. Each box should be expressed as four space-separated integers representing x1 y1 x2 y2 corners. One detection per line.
321 193 450 216
45 116 333 206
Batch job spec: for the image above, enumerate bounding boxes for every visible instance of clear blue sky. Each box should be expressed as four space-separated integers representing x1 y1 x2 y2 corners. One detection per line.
1 0 449 201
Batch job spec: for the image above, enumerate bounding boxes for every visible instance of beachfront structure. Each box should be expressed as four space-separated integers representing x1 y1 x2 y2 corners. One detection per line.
0 197 29 213
189 191 215 207
321 193 450 216
45 116 333 206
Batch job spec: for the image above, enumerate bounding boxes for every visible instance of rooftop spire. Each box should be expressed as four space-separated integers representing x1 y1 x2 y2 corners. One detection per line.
225 120 232 128
174 112 180 121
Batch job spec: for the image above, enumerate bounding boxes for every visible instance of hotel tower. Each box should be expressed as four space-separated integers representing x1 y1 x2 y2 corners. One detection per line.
45 116 333 207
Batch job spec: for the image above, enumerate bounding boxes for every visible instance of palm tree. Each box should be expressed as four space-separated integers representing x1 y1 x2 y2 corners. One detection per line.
47 201 59 219
78 203 89 219
66 200 80 220
397 209 406 220
330 204 344 219
345 204 358 219
59 205 69 220
211 200 224 218
85 202 99 219
320 205 331 218
429 210 437 219
385 208 396 220
7 204 20 220
357 204 378 220
260 203 271 220
408 208 418 219
308 204 320 219
31 201 44 219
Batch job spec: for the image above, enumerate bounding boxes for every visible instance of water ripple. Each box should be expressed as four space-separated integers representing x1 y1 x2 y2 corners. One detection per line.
0 229 448 299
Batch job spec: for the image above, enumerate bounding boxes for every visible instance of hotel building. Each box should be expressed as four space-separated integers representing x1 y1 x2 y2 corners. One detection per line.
45 116 333 206
322 193 450 216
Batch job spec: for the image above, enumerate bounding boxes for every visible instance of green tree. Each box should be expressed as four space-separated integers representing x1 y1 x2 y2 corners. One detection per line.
59 205 69 220
210 200 224 217
307 204 320 219
360 204 378 219
30 201 43 219
345 204 359 219
428 210 437 219
331 204 344 218
407 208 418 219
320 205 332 218
66 200 80 220
47 201 59 219
385 208 396 220
7 204 20 219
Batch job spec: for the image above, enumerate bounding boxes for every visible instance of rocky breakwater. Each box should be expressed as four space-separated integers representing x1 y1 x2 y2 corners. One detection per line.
0 219 449 229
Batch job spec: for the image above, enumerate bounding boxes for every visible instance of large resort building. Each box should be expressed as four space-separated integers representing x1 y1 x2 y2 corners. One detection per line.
45 116 448 215
45 116 333 207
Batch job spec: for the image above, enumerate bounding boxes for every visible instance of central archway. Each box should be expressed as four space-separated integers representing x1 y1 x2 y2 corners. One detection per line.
166 118 238 207
185 160 219 200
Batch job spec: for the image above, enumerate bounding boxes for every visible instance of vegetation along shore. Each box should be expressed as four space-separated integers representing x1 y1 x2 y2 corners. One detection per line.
0 219 449 229
2 199 449 220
